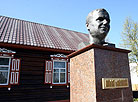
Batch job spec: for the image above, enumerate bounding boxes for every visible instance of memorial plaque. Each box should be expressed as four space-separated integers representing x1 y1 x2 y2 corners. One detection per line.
102 78 129 89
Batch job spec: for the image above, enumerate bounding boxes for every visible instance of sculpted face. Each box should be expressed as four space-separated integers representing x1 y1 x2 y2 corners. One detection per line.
86 9 110 44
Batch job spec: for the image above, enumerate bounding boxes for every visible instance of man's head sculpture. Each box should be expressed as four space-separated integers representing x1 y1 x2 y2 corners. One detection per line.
86 8 110 45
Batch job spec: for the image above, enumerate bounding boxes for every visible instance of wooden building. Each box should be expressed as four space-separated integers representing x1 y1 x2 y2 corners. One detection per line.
130 63 138 98
0 16 89 102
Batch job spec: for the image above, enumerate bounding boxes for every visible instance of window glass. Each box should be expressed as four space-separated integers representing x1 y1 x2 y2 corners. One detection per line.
60 69 65 72
53 73 59 83
60 73 65 83
54 62 65 68
0 58 9 65
53 69 59 72
0 67 8 70
0 58 10 85
0 72 8 84
53 61 66 84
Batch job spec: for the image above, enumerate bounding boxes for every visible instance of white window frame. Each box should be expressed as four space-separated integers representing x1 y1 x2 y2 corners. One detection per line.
52 60 66 84
0 56 11 85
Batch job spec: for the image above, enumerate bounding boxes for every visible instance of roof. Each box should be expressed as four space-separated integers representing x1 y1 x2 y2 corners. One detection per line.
0 16 89 52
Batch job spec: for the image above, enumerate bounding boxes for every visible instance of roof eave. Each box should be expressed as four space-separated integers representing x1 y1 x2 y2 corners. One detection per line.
0 42 75 54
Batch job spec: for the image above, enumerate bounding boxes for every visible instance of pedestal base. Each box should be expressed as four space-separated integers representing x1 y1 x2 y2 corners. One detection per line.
68 44 133 102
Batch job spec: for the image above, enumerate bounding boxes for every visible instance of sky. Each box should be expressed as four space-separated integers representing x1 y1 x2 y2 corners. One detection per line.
0 0 138 48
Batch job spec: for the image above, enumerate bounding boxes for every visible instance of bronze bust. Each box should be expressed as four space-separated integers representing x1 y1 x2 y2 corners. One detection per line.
86 8 110 45
78 9 115 50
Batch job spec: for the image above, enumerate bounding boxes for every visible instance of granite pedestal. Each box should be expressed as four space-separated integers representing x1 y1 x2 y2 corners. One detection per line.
68 44 133 102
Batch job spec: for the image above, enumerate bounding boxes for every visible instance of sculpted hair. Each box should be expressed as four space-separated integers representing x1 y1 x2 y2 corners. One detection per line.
86 8 108 25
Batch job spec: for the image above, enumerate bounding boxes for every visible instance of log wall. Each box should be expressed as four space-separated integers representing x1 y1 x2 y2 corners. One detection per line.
0 48 70 102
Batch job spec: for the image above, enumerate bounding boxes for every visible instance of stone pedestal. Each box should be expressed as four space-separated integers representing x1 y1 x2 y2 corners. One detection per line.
68 44 133 102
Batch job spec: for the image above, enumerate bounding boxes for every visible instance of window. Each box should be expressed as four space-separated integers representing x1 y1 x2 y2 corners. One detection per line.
53 61 66 84
44 54 70 86
0 57 11 85
0 48 20 87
